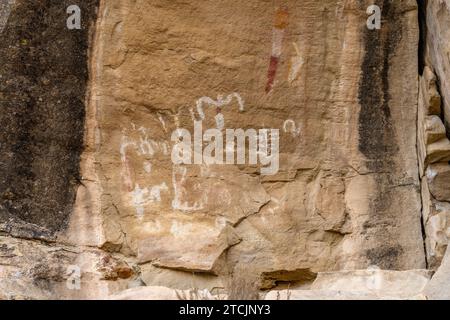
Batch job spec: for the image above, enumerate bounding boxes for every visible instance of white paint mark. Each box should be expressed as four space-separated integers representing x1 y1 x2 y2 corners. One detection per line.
132 185 146 217
194 93 245 129
131 183 169 218
158 114 167 132
283 119 301 137
139 135 155 156
288 43 304 84
143 161 152 173
150 183 168 202
120 135 137 191
120 126 170 189
120 135 137 162
171 166 204 211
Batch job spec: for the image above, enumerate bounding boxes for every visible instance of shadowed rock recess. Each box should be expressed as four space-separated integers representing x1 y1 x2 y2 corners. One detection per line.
0 0 450 300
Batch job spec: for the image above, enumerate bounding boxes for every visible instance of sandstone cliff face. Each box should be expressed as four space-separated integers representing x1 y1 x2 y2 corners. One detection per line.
0 0 449 300
71 0 424 286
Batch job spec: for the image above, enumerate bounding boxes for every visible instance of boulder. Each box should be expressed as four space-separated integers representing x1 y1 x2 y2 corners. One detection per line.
425 247 450 300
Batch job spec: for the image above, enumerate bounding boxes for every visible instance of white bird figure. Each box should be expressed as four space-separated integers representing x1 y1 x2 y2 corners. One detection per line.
194 93 245 129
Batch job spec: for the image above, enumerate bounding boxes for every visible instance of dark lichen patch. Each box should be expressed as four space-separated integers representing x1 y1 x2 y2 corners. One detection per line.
358 0 402 172
357 1 412 267
366 245 404 270
0 0 99 235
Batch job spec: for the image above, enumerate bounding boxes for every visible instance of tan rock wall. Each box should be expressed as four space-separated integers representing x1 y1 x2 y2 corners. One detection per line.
2 0 443 300
61 0 425 294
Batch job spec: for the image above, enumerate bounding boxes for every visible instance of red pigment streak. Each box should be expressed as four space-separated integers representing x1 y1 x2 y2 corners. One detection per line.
265 56 279 93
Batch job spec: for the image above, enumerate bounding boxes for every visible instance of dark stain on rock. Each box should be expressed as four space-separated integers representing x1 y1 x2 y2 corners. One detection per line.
366 245 404 270
358 0 401 172
0 0 99 235
358 1 408 268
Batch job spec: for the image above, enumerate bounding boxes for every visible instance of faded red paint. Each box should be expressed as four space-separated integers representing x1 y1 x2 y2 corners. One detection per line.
265 56 280 93
265 7 289 94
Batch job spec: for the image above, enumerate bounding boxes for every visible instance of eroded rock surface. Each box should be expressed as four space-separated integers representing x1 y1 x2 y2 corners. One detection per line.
419 0 450 271
63 0 425 292
265 269 431 300
2 0 450 300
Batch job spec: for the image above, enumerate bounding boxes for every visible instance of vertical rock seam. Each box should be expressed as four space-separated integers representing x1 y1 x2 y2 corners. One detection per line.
416 0 429 268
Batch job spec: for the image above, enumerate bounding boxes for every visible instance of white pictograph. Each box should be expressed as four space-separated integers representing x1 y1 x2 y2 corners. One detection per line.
131 183 169 217
192 93 245 130
171 165 205 211
288 43 304 84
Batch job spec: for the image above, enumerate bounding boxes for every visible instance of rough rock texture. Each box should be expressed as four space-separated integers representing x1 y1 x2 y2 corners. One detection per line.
418 67 450 268
108 286 222 300
424 246 450 299
418 0 450 271
422 0 450 132
414 0 450 300
265 269 431 300
1 0 450 300
0 235 139 300
265 290 426 300
310 269 431 298
60 0 425 295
